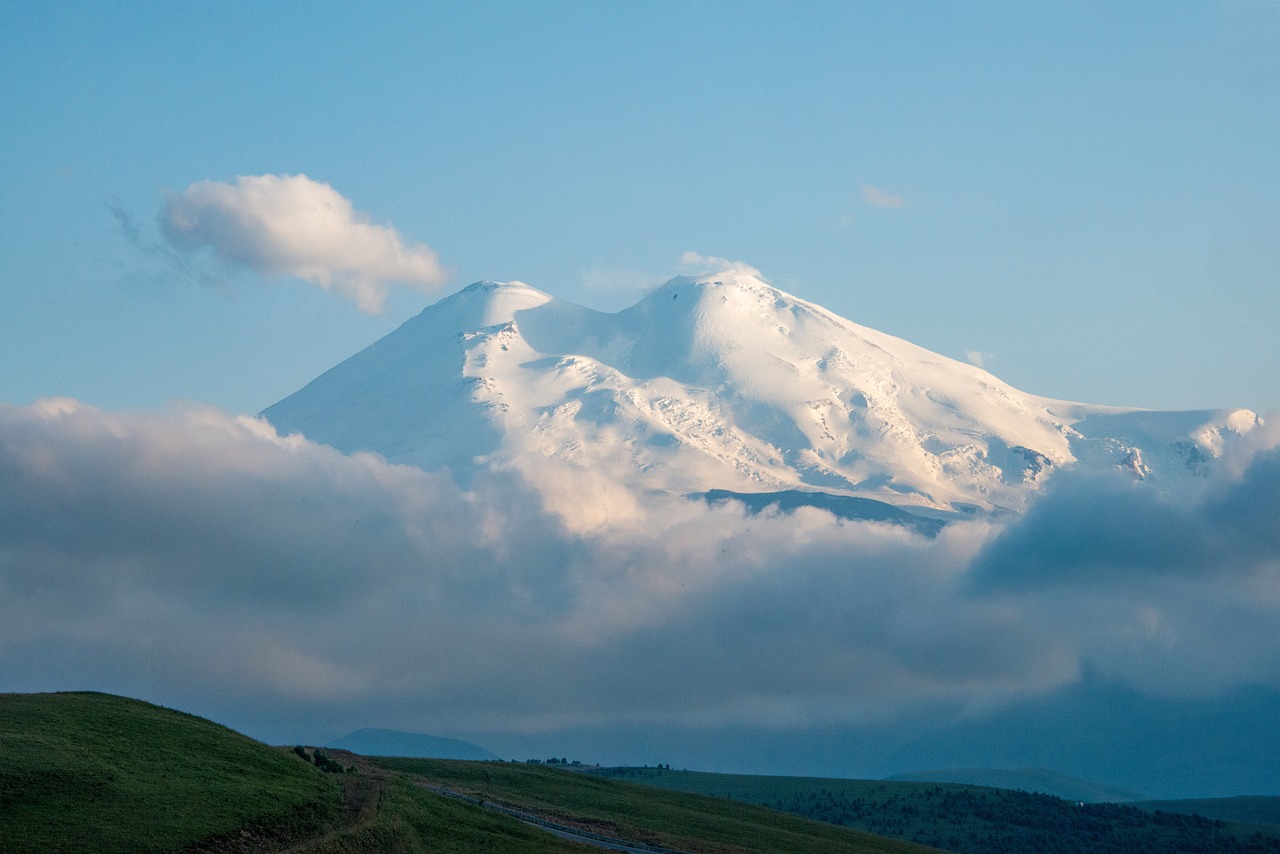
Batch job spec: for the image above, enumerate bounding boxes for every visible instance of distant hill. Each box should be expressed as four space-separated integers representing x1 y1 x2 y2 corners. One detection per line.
886 767 1146 802
328 727 498 760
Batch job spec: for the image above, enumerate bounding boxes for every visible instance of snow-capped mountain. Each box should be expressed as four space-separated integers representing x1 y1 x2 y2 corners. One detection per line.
263 271 1260 521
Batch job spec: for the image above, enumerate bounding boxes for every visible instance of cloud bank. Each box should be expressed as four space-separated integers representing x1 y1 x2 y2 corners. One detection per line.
2 400 1278 776
161 174 447 312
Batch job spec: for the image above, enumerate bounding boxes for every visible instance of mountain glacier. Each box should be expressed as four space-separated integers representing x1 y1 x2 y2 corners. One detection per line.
263 271 1260 523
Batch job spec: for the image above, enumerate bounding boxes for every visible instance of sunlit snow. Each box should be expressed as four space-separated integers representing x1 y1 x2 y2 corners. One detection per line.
265 270 1258 525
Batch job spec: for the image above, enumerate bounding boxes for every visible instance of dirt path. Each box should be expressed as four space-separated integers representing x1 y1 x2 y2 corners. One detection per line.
276 772 387 853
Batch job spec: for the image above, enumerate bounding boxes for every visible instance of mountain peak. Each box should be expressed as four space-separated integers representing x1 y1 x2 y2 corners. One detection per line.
437 279 553 328
653 269 776 299
642 271 842 329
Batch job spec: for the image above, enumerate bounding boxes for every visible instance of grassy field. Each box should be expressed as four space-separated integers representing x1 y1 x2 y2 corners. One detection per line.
270 772 585 853
373 756 938 853
588 766 1280 853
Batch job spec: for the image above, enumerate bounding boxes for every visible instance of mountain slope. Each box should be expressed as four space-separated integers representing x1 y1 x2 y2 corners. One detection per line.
263 271 1259 518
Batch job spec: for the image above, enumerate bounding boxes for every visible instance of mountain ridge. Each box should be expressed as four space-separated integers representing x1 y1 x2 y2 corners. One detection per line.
263 270 1260 520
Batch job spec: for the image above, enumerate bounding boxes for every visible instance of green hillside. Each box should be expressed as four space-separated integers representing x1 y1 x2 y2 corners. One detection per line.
0 692 574 852
0 692 333 852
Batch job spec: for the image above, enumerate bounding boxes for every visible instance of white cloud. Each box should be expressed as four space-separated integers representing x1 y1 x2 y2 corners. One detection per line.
2 398 1279 777
677 251 765 280
860 183 907 209
965 350 994 368
161 174 448 312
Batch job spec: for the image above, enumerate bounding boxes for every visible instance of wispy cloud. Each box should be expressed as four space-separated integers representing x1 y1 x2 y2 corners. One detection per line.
677 251 764 279
161 174 448 312
860 183 907 209
109 198 226 291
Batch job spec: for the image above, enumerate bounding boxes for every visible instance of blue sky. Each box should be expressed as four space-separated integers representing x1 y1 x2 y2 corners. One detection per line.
3 2 1277 415
5 4 1280 794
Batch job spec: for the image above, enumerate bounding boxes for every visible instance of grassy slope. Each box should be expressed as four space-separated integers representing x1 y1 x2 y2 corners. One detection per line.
277 773 586 853
0 692 580 853
0 692 337 853
373 756 939 853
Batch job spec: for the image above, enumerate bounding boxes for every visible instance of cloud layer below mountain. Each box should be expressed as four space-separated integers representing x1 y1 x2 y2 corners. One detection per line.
2 399 1278 773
